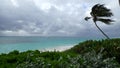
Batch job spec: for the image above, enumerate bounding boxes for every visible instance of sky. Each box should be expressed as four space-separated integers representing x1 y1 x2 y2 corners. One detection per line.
0 0 120 38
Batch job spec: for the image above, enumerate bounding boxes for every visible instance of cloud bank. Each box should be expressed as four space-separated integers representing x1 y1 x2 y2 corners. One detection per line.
0 0 120 38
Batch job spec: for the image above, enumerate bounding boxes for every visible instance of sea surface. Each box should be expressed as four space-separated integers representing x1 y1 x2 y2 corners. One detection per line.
0 36 89 53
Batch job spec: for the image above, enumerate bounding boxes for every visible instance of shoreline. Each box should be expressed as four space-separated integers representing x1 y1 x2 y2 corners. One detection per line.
40 45 74 52
0 45 75 54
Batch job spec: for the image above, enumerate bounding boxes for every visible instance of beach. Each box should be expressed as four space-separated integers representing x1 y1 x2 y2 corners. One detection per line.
40 45 74 52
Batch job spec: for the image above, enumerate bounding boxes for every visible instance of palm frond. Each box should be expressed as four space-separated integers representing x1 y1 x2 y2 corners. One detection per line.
91 4 113 17
97 18 114 25
84 17 91 21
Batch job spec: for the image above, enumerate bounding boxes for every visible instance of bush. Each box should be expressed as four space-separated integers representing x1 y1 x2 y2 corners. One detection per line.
0 38 120 68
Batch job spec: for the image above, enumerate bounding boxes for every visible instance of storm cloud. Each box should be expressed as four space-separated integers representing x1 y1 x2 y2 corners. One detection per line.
0 0 120 38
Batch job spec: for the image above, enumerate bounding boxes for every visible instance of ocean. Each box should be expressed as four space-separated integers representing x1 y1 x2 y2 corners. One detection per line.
0 36 88 53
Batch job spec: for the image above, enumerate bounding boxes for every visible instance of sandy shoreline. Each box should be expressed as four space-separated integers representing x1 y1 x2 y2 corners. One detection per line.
39 45 74 52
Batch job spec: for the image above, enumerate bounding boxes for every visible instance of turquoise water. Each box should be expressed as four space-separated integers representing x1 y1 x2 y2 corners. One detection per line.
0 36 88 53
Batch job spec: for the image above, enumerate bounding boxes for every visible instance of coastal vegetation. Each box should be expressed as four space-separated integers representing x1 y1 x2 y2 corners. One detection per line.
0 1 119 68
85 4 114 39
0 4 119 68
0 38 120 68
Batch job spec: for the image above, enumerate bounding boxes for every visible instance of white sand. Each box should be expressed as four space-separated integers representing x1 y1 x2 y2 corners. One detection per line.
40 45 74 52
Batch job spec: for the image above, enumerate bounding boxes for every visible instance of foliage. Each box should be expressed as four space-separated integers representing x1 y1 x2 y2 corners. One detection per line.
0 38 120 68
67 38 120 63
16 49 120 68
85 4 114 39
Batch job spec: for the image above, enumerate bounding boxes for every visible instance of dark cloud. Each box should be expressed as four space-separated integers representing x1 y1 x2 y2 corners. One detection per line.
0 0 119 38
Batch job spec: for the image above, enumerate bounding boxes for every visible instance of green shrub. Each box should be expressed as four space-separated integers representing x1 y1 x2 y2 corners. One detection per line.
0 38 120 68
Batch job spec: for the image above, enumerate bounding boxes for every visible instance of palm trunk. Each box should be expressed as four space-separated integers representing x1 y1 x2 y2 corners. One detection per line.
94 22 110 39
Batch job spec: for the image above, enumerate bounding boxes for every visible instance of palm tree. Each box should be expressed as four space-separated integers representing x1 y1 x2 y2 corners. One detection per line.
85 4 114 39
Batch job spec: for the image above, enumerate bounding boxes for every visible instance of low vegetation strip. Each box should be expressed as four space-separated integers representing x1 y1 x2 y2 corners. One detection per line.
0 38 120 68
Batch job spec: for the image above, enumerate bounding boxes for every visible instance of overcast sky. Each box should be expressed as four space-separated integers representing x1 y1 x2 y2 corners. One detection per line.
0 0 120 38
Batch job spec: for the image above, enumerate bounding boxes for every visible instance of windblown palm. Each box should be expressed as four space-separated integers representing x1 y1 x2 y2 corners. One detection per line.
85 4 114 39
